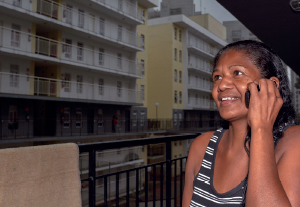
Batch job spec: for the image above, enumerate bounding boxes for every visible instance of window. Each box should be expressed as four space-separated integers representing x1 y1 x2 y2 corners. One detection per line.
141 59 145 75
63 108 70 128
99 48 104 65
174 91 177 103
179 50 182 62
179 91 182 104
174 48 177 61
117 81 122 97
13 0 21 7
179 30 182 42
179 71 182 83
66 4 73 24
232 30 241 36
174 27 177 40
11 24 20 47
174 112 177 125
174 141 177 146
77 75 83 93
170 8 181 15
142 9 146 21
62 73 71 92
77 42 83 61
98 78 104 95
99 18 105 35
98 109 103 127
76 108 82 128
174 69 177 82
132 111 137 126
117 53 122 69
118 0 123 10
9 106 18 124
140 111 145 126
64 39 72 58
78 9 84 28
141 85 144 100
141 34 145 49
118 25 122 41
10 64 19 88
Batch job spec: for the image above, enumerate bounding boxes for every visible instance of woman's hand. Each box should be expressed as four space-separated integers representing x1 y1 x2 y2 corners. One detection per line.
246 77 283 131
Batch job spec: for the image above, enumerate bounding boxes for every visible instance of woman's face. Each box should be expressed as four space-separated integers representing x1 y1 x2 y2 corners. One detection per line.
212 50 261 122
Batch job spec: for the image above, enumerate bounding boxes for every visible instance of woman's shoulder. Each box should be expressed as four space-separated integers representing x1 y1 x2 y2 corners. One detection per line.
276 125 300 158
189 131 215 157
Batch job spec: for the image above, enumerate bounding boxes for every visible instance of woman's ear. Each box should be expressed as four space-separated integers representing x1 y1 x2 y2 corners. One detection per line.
270 77 279 88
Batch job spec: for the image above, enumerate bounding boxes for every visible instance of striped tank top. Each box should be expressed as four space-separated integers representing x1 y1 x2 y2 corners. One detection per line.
190 128 247 207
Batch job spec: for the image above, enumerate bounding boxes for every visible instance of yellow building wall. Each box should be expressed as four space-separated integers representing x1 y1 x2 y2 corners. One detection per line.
189 14 227 41
172 24 183 110
31 23 36 54
147 23 174 119
32 0 37 12
137 5 148 108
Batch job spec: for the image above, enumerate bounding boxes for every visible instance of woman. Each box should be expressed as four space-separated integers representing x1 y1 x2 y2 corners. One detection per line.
183 40 300 207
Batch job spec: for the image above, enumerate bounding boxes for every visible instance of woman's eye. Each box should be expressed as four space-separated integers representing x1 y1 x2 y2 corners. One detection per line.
233 71 243 76
213 75 222 81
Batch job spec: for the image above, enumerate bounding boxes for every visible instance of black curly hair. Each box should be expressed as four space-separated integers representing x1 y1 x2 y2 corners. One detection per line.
213 40 296 206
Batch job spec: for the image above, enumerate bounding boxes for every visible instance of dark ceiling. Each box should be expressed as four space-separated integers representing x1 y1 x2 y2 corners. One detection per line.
217 0 300 76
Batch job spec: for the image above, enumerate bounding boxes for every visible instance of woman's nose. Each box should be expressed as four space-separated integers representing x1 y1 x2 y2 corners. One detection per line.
218 76 234 91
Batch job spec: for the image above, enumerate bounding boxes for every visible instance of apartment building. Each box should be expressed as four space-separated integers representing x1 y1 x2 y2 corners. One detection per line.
223 20 260 43
0 0 158 138
146 14 227 122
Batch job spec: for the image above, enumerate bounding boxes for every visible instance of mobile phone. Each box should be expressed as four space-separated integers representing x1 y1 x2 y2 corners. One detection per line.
245 85 260 108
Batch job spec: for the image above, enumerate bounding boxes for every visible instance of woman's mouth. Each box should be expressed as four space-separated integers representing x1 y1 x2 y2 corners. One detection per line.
220 97 239 105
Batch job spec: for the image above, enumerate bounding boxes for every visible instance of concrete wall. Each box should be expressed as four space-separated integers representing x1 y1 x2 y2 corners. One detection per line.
189 14 227 41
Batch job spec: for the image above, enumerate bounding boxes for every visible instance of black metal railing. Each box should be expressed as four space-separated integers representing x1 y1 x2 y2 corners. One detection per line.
0 118 223 140
78 133 200 207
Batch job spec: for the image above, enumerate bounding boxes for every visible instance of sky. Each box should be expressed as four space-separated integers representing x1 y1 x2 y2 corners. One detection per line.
154 0 237 23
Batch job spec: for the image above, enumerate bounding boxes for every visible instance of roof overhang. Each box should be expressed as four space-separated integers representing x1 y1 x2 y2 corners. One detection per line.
148 14 227 47
217 0 300 76
138 0 159 8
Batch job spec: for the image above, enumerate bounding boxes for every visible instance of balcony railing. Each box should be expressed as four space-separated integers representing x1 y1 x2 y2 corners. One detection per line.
188 33 219 57
188 78 213 92
188 55 213 74
78 133 201 207
34 0 143 48
80 146 143 173
188 97 218 110
92 0 144 22
0 26 141 76
0 118 224 139
0 72 141 103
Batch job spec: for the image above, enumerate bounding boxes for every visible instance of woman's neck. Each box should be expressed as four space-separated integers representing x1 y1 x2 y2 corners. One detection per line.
224 119 249 151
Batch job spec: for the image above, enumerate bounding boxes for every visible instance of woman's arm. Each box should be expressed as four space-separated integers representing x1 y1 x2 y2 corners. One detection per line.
246 79 300 206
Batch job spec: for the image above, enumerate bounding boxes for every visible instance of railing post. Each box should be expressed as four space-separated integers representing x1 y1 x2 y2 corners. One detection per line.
89 149 96 207
166 140 171 207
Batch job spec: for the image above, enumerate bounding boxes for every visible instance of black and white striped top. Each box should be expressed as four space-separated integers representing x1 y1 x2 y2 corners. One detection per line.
190 128 247 207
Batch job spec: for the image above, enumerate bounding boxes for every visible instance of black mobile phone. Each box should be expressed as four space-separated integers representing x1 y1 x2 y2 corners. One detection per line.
245 85 260 108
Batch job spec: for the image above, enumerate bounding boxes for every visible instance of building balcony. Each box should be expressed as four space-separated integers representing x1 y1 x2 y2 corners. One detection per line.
0 26 142 77
0 72 141 103
0 0 144 51
85 0 144 25
187 80 213 93
137 0 159 8
187 60 213 75
188 34 219 60
187 97 218 110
